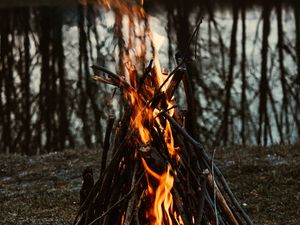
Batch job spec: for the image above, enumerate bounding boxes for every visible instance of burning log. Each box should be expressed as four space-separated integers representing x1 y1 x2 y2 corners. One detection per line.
73 55 253 225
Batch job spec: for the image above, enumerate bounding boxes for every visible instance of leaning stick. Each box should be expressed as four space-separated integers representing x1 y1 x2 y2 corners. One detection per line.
162 112 254 225
100 115 115 176
207 173 239 225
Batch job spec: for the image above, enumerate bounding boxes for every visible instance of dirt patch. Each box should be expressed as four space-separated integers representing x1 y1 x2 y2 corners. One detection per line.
210 144 300 225
0 149 101 225
0 144 299 225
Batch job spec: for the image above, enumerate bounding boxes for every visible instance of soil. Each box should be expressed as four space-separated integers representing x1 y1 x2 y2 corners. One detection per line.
0 144 299 225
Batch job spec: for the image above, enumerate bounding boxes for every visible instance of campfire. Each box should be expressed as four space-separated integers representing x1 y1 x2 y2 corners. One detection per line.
73 1 253 225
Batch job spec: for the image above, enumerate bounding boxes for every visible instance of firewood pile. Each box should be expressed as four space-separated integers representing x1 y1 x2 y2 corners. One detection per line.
73 53 253 225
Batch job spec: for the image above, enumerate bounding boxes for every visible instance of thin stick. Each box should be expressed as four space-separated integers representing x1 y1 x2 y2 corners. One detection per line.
173 187 191 225
100 116 115 176
91 65 133 91
123 161 139 225
211 149 219 225
88 171 145 225
207 174 239 225
195 169 209 225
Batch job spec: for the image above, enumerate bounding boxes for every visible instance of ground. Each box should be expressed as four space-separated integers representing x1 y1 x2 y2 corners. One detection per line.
0 144 299 225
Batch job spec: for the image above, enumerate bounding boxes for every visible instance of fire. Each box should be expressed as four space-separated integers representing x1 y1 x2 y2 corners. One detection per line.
119 4 181 225
142 159 175 225
127 89 153 145
84 0 183 224
125 43 182 224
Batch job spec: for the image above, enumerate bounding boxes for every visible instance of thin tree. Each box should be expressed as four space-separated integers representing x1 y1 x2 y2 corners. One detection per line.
276 2 289 143
53 9 75 149
173 0 198 139
240 4 248 145
1 9 14 153
78 4 93 148
222 3 238 145
258 4 271 145
294 0 300 138
22 8 32 154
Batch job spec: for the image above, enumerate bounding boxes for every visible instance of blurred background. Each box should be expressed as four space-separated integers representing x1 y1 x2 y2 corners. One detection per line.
0 0 299 155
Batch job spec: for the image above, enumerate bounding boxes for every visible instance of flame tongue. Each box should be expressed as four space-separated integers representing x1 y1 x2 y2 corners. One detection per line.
142 159 175 225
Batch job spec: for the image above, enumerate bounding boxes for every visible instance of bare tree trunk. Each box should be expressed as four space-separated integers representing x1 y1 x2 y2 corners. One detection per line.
267 84 283 145
208 17 212 56
0 50 3 152
207 2 226 81
23 8 32 154
295 1 300 87
223 4 238 145
294 1 300 139
78 4 92 148
39 8 52 152
258 5 271 145
240 5 247 145
50 49 58 151
0 9 6 152
53 9 74 150
167 10 174 69
86 5 103 146
78 4 104 148
1 10 14 154
173 0 198 139
276 2 288 144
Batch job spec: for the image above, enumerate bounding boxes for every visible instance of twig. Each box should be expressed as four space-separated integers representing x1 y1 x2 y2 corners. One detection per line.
195 169 209 225
211 148 218 225
91 65 133 91
207 174 239 225
88 171 145 225
73 138 127 225
100 115 115 176
173 187 191 225
123 161 139 225
93 75 116 86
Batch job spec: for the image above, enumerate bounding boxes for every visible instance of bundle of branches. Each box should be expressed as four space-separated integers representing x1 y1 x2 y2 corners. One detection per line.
73 54 253 225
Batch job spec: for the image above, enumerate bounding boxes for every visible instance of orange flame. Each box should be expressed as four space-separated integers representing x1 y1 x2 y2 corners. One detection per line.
142 158 175 225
